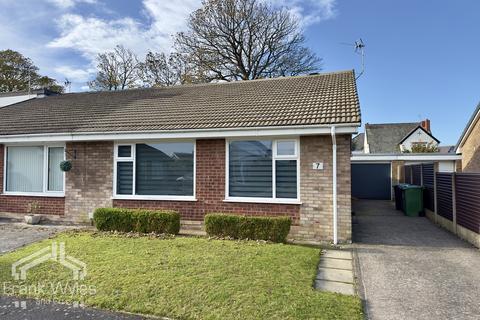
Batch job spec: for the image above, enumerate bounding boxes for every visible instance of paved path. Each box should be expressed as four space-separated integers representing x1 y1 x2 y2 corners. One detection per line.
353 200 480 320
314 249 355 295
0 220 69 254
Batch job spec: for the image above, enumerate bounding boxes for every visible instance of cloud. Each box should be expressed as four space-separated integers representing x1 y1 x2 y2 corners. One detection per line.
47 0 97 9
48 14 155 59
54 65 95 82
1 0 336 92
272 0 337 26
48 1 201 60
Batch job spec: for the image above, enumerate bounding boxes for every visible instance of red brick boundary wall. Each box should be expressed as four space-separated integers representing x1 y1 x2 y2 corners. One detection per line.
0 144 65 215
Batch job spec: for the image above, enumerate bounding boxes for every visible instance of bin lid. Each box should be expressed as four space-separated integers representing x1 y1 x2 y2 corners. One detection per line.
402 185 423 189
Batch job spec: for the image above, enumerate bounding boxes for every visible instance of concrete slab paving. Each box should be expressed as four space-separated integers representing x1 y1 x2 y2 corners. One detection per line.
314 280 355 295
353 200 480 320
322 249 352 260
316 268 354 283
0 221 71 254
318 257 352 270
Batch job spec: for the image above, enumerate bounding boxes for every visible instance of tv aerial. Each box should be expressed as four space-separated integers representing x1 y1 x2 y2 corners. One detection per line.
341 38 366 80
64 78 72 93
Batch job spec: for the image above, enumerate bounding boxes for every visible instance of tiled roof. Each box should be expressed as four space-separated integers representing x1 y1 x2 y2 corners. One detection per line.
365 123 420 153
0 70 360 136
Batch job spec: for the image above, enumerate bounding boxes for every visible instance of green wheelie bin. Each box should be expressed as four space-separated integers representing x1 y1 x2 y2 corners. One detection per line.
400 185 424 217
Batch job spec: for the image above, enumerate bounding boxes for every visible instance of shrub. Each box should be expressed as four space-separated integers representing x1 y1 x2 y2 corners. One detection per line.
204 214 291 243
93 208 180 235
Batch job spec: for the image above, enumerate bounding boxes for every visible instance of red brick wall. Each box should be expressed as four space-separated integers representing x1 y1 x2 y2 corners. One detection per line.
0 144 65 215
114 139 300 222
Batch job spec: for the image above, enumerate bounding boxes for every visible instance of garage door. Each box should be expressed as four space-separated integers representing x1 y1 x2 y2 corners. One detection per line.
352 163 391 200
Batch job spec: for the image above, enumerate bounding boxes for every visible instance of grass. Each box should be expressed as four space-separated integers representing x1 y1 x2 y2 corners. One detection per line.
0 231 362 319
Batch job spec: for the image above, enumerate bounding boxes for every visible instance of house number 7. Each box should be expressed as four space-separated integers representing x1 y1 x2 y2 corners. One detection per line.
312 162 323 170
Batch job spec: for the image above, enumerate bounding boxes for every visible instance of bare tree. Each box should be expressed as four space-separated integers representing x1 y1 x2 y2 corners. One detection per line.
174 0 320 82
138 52 209 87
139 52 180 87
89 45 140 91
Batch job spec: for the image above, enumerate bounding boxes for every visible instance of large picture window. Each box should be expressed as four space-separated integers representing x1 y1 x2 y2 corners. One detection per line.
5 145 65 195
114 142 195 199
227 139 299 202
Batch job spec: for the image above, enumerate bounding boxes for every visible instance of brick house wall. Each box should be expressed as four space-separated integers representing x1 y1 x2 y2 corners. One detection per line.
64 141 114 223
114 136 352 242
0 136 353 242
294 135 351 242
114 139 301 222
461 117 480 172
0 144 65 215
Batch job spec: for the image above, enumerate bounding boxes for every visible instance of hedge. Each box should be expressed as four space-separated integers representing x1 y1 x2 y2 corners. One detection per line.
93 208 180 235
204 214 291 243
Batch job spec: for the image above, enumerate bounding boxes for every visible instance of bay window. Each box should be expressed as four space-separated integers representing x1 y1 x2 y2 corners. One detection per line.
4 145 65 195
227 139 299 203
114 142 195 199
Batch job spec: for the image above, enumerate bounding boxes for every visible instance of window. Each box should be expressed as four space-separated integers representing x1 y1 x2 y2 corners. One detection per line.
5 145 64 195
227 139 299 202
114 142 195 199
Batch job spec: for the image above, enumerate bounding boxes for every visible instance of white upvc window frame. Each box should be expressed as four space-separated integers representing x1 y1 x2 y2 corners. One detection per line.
225 137 301 204
112 140 197 201
2 143 66 197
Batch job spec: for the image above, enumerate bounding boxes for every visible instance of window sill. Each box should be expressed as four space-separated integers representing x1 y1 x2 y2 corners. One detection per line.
1 192 65 198
223 197 302 205
112 195 197 202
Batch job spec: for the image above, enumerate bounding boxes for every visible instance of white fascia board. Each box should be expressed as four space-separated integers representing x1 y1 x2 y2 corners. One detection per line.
0 123 360 143
456 110 480 153
351 154 462 162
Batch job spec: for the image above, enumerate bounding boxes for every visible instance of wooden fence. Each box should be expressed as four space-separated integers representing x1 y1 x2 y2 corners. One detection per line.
402 165 479 247
455 173 480 234
436 172 453 221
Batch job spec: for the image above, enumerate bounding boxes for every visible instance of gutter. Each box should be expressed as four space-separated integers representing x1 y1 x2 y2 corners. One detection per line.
351 153 462 162
331 126 338 244
0 123 360 143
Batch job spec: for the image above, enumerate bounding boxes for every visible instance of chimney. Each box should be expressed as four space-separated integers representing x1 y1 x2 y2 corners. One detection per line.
421 119 431 133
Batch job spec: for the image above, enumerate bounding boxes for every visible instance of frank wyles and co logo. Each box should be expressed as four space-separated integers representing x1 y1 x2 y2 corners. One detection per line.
4 242 95 310
12 242 87 281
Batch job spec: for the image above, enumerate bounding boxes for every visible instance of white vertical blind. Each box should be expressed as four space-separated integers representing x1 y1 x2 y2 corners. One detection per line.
48 147 64 191
6 146 44 192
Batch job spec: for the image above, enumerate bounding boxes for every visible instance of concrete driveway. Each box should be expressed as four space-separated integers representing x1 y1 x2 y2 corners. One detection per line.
353 200 480 320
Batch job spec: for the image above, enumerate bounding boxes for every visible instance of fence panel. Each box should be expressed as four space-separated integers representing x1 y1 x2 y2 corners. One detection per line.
412 165 422 186
404 166 412 184
455 173 480 233
436 172 453 221
422 163 435 211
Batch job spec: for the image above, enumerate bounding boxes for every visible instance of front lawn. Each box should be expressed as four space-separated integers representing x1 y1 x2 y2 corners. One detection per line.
0 232 362 319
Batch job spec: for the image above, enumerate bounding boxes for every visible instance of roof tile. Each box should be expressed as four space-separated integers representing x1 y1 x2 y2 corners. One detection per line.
0 70 360 135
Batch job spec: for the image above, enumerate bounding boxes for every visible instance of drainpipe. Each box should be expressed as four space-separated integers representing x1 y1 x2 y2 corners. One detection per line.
331 126 338 245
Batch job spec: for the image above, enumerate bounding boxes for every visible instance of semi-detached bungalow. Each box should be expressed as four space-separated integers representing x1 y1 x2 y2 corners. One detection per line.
0 70 361 243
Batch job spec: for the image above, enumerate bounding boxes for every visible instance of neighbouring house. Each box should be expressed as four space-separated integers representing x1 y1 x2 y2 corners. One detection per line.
0 89 59 108
351 120 460 200
456 102 480 172
0 70 361 243
353 120 439 154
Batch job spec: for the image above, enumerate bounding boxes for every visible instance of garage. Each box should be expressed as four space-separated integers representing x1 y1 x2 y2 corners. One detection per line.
351 163 392 200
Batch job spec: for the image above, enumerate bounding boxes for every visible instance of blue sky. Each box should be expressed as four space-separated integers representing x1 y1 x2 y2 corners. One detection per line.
0 0 478 145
